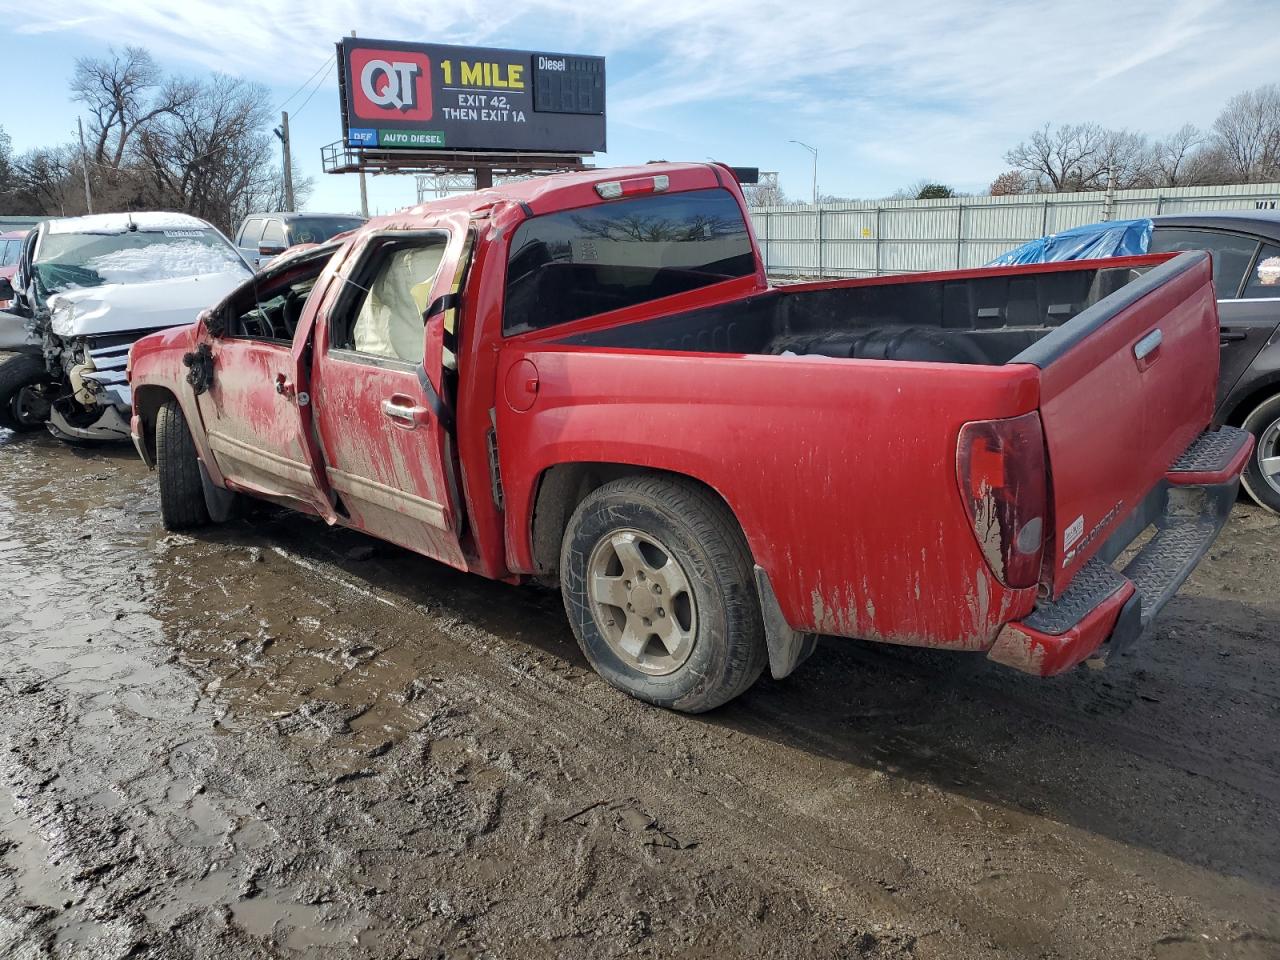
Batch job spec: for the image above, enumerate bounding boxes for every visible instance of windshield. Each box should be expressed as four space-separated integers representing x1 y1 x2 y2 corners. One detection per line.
34 228 248 293
286 217 365 245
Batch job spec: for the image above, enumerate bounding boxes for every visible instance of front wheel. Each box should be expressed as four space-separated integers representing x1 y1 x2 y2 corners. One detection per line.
560 476 767 713
0 353 51 432
155 399 212 530
1241 393 1280 514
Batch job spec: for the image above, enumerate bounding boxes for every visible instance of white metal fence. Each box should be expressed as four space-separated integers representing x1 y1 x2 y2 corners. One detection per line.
749 183 1280 278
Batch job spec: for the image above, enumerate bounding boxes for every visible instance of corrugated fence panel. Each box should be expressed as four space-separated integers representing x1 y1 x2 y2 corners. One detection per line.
751 182 1280 277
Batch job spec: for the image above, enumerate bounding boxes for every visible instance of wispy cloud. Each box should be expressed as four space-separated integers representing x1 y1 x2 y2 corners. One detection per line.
4 0 1278 196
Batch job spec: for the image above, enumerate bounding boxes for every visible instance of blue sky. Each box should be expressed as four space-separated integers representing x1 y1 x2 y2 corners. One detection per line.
2 0 1278 216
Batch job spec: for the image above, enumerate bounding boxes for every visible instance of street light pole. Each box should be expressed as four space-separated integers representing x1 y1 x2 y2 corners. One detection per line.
788 139 818 205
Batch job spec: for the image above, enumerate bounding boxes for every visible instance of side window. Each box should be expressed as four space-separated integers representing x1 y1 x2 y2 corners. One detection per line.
260 220 287 248
226 261 326 341
330 239 449 365
1149 228 1260 299
1243 244 1280 299
238 219 264 248
503 187 756 334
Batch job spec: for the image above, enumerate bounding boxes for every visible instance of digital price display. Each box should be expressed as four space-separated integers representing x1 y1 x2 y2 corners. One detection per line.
533 55 605 116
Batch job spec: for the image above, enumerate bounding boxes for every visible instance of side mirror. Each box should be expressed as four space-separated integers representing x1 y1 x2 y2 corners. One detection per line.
199 307 227 338
258 243 287 258
0 277 13 303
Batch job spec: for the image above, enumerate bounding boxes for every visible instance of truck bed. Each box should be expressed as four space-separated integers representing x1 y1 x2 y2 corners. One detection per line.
507 250 1221 642
556 256 1162 366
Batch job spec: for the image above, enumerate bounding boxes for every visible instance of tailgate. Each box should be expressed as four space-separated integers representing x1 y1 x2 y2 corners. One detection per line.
1015 252 1219 598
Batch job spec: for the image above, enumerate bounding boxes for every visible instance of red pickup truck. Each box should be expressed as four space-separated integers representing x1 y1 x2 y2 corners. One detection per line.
126 163 1252 712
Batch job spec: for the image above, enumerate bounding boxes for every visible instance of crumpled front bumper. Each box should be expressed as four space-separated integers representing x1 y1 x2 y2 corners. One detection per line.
988 426 1253 677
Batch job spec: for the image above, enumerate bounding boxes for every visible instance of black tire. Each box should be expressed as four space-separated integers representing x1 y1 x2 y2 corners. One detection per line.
0 352 51 433
560 475 767 713
155 399 211 530
1240 393 1280 514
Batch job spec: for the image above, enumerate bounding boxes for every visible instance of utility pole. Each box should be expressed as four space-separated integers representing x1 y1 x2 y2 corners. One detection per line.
1102 163 1117 222
77 117 94 214
352 30 369 217
275 111 296 212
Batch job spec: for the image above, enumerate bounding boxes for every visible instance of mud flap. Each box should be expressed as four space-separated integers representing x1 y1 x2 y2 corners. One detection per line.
754 565 818 679
199 460 238 523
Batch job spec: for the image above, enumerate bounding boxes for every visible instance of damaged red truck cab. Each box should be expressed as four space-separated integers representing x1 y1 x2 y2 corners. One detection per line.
126 163 1251 712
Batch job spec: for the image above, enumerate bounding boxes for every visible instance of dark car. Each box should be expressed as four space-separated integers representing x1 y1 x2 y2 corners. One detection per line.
233 212 366 269
1147 213 1280 512
991 211 1280 513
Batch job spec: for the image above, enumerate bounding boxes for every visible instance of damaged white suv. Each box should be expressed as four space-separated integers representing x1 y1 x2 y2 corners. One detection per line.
0 212 251 442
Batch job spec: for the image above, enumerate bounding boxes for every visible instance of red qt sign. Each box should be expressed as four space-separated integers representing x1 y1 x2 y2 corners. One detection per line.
349 48 433 123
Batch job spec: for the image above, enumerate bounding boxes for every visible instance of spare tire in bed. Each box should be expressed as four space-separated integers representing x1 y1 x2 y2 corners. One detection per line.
767 327 989 365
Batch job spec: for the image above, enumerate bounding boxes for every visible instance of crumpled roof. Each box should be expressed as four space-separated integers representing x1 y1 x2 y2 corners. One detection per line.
45 212 214 235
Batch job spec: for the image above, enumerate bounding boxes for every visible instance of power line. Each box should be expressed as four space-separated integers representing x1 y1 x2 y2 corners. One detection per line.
276 56 335 113
291 59 336 120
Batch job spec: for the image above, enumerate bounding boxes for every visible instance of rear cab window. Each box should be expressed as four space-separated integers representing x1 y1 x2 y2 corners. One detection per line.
503 188 756 335
285 217 366 246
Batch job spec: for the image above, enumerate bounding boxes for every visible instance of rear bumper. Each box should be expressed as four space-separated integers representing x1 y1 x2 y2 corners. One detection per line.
988 426 1252 676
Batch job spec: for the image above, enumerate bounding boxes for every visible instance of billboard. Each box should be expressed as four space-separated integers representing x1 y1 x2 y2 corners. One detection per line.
338 37 606 154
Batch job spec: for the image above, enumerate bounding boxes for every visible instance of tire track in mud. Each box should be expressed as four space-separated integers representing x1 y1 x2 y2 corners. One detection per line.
229 531 1280 958
1 435 1279 959
818 639 1280 803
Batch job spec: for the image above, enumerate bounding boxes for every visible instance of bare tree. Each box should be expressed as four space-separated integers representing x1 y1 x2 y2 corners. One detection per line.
1211 84 1280 182
1151 123 1210 186
1099 128 1155 189
0 126 15 211
71 47 195 169
1005 123 1156 192
134 74 279 232
742 178 786 206
10 146 79 216
1005 123 1107 191
988 170 1032 196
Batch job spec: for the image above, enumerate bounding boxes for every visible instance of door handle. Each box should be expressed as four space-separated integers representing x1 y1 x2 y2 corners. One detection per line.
1133 329 1162 371
1220 327 1248 344
274 373 295 397
381 397 431 428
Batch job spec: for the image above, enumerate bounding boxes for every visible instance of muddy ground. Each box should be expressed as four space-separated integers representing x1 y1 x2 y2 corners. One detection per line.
0 432 1277 960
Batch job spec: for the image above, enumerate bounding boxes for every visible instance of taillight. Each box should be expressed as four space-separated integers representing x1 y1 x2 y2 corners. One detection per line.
956 412 1048 589
595 175 670 200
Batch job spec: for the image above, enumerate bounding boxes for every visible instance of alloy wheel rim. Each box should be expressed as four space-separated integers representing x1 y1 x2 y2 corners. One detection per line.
1259 417 1280 497
586 528 697 676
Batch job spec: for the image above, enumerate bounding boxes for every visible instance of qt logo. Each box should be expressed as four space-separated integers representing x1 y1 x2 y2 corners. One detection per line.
349 48 433 122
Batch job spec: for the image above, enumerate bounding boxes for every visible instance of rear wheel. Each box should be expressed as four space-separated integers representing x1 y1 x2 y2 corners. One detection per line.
1241 393 1280 514
560 475 767 713
0 353 51 433
155 399 211 530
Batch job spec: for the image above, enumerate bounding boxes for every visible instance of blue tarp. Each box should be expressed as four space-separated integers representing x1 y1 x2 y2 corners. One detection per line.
987 218 1152 266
